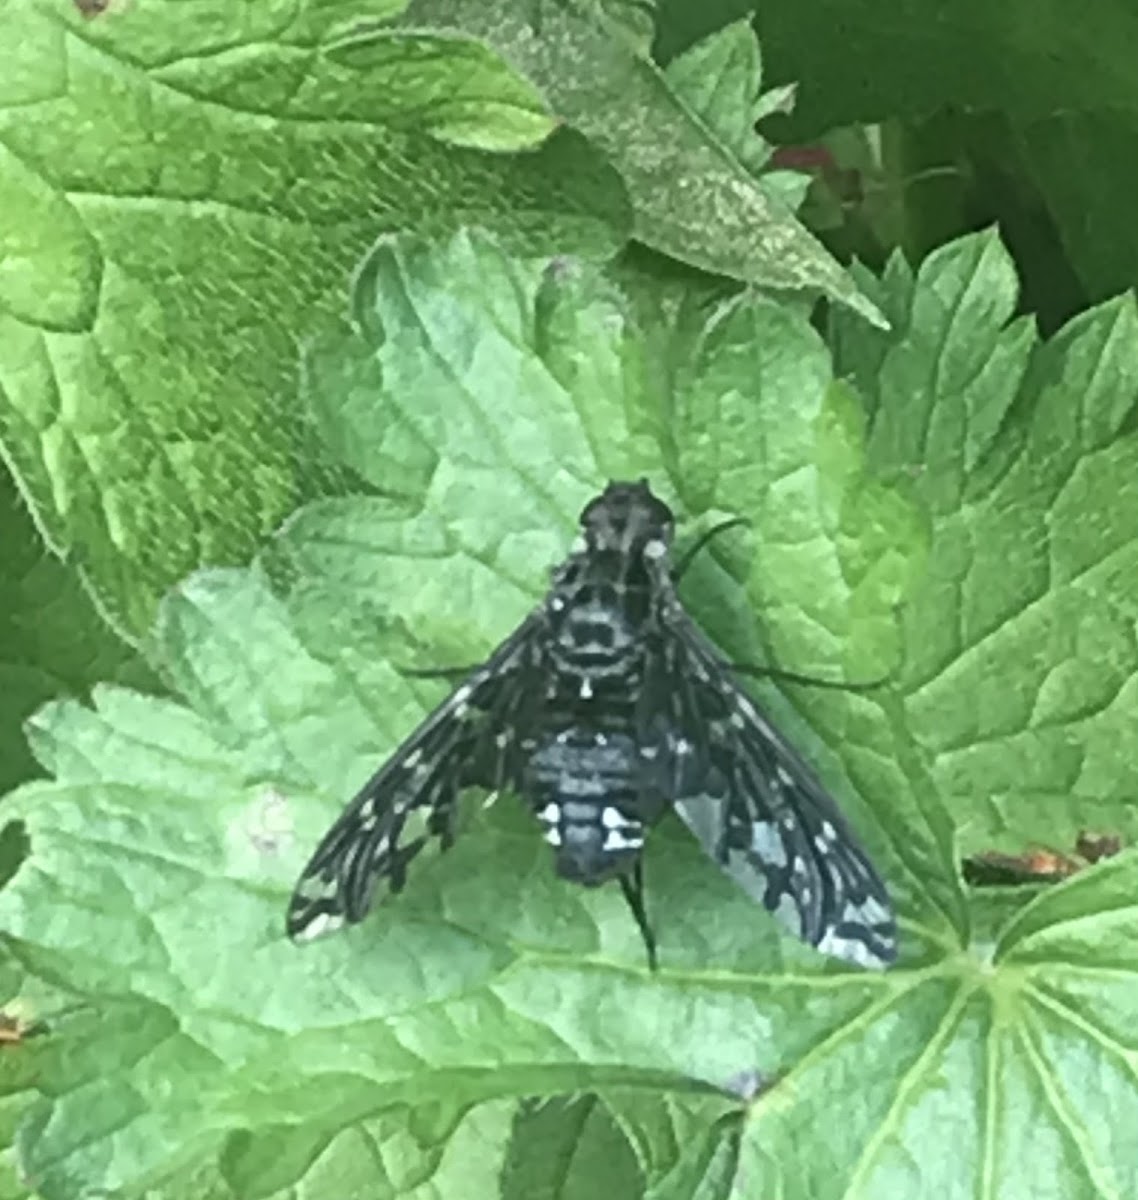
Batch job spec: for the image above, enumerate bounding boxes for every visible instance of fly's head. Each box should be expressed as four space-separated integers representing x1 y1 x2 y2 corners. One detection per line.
579 479 675 564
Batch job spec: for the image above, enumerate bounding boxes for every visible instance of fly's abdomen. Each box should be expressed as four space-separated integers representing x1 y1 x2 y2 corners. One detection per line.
526 729 647 885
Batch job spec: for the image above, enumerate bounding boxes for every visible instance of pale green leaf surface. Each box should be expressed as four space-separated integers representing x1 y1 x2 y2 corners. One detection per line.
400 0 884 325
0 0 629 640
2 233 1137 1198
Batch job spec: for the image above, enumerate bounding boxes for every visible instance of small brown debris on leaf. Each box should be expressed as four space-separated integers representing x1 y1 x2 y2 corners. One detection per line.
0 1011 46 1046
963 830 1124 887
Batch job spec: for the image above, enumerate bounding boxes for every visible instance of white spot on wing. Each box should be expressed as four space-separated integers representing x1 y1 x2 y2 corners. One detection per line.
843 894 891 927
538 802 559 825
294 911 346 942
749 821 788 868
814 822 839 854
579 677 594 699
817 928 886 969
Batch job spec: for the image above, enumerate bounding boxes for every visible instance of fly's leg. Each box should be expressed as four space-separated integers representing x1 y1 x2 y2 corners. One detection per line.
618 859 658 971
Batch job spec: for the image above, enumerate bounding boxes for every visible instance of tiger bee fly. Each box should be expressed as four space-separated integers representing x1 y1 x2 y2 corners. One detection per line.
286 480 896 968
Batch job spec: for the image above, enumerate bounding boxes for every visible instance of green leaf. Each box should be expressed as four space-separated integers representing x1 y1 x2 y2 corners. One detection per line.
662 20 809 214
0 464 160 795
834 230 1138 854
321 27 556 152
501 1095 643 1199
223 1096 521 1198
3 231 1137 1198
0 0 629 640
399 0 885 325
663 20 777 175
603 1089 742 1200
499 1089 743 1200
679 4 1138 328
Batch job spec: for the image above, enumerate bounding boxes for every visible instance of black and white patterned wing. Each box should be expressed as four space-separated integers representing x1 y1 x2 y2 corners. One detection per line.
656 616 896 968
286 618 542 941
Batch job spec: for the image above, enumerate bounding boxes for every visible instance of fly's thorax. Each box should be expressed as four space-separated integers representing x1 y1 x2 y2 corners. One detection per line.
542 478 676 685
543 547 667 686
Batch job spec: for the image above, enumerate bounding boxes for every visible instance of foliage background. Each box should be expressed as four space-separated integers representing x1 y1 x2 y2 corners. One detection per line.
1 1 1136 1197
